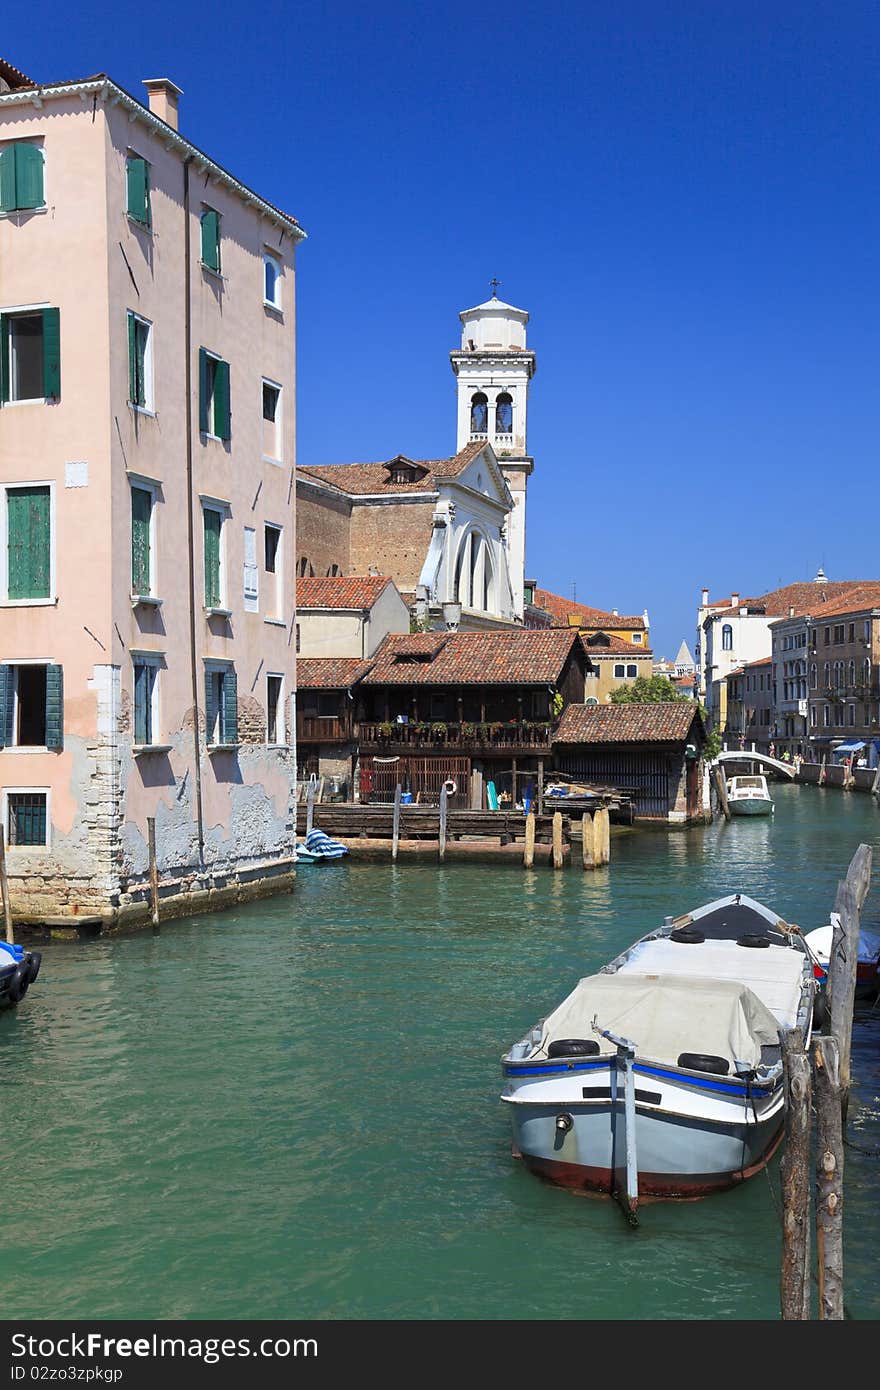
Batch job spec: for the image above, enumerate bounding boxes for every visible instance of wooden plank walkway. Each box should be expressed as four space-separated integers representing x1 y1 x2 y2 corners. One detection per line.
296 804 571 844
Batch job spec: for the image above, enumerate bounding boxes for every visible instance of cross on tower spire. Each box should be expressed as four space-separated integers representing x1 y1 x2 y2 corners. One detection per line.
489 277 501 299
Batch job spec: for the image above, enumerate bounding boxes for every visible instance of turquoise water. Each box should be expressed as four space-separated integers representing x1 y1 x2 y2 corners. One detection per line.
2 783 879 1320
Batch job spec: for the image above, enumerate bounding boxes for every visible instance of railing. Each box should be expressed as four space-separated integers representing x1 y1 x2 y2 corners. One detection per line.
358 719 553 750
297 714 352 743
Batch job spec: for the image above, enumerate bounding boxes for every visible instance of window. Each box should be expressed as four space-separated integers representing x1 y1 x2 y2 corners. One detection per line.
632 632 643 644
205 665 238 747
0 664 63 749
243 526 259 613
267 674 283 745
470 392 488 434
264 523 282 621
5 791 48 847
848 704 856 727
823 705 831 726
722 624 733 651
613 664 625 678
200 207 221 273
0 308 60 401
202 504 228 611
3 484 52 601
810 706 817 727
126 154 151 227
833 624 844 645
626 664 637 678
495 392 513 434
824 627 830 646
127 312 153 411
0 142 44 213
130 485 155 597
262 380 282 461
132 657 160 746
298 556 314 578
263 252 282 309
326 564 341 577
849 623 855 643
198 349 231 440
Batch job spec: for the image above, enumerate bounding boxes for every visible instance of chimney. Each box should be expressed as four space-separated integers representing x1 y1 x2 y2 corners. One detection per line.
143 78 182 131
612 608 619 617
789 606 795 617
701 587 709 607
730 592 739 608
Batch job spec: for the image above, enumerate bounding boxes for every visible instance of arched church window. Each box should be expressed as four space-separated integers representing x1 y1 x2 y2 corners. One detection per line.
326 564 341 577
298 556 314 578
470 392 488 435
495 392 513 434
482 550 494 612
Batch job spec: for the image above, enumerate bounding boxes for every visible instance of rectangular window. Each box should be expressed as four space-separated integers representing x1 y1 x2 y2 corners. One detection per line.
133 659 159 746
200 206 221 273
626 664 637 678
849 624 855 643
631 632 643 644
0 663 63 749
264 523 282 621
823 705 830 726
131 485 154 596
127 312 153 410
848 704 856 727
824 628 830 646
0 141 45 213
205 666 238 746
262 380 282 461
267 674 283 744
613 664 625 678
0 308 60 402
126 154 151 227
243 526 259 613
6 791 48 847
198 349 231 440
5 485 51 601
264 252 282 309
203 506 225 610
834 625 844 645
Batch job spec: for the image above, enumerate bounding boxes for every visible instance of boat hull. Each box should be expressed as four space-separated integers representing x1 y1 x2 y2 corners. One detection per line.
729 798 773 816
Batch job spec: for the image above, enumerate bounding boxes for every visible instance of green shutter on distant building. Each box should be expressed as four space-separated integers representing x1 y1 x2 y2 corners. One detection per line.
198 348 209 434
0 314 9 404
213 358 230 440
134 663 149 745
128 312 138 404
205 671 219 745
7 486 51 600
126 155 150 225
14 143 44 210
201 208 220 272
203 509 221 607
222 669 238 744
131 487 151 593
41 308 60 399
0 145 16 213
45 664 64 750
0 666 12 748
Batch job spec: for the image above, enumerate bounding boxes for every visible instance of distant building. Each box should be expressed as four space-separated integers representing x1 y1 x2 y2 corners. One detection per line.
725 659 774 751
295 576 410 661
578 632 654 702
533 588 650 647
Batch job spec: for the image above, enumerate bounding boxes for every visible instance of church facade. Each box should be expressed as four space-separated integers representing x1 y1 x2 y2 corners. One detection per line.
295 291 537 631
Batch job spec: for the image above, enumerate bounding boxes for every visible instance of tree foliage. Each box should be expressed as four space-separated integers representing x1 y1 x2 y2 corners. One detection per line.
609 675 688 704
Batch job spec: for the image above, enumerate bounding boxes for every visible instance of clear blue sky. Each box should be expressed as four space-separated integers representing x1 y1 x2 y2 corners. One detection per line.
7 2 879 656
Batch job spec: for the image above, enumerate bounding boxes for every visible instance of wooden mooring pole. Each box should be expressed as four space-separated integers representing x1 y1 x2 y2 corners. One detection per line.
595 806 610 866
438 783 448 863
581 813 594 871
813 1035 845 1320
306 778 316 837
780 1029 812 1320
713 765 731 821
551 811 563 869
147 817 160 927
828 842 872 1120
0 826 14 945
523 811 535 869
392 783 401 862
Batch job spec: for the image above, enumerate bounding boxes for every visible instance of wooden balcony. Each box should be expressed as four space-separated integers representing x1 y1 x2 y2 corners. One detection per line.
357 719 553 752
297 713 352 743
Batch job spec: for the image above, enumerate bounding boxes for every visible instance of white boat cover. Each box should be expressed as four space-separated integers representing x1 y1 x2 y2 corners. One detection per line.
537 973 782 1069
804 921 880 965
618 937 805 1028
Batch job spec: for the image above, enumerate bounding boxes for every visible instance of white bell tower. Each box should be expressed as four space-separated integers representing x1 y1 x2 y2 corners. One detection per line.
450 284 536 618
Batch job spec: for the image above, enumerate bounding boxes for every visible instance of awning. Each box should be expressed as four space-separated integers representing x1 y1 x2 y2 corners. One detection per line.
832 741 865 756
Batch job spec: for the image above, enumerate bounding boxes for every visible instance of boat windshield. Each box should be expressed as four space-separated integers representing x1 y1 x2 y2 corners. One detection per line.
734 777 766 789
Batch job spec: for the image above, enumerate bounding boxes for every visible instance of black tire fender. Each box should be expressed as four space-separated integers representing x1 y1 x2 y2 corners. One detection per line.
548 1039 601 1058
670 927 705 944
26 952 42 983
677 1052 730 1076
737 934 770 948
7 965 30 1004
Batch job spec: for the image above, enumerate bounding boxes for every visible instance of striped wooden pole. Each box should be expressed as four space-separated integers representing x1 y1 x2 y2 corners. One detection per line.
0 827 14 945
439 784 448 863
523 811 535 869
551 811 563 869
392 783 402 862
581 813 594 870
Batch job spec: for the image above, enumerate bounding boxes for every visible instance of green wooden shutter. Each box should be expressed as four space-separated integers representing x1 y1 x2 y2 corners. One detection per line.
14 143 44 210
205 671 219 745
0 145 15 213
42 308 60 399
131 487 151 593
0 314 8 404
126 156 150 225
203 509 221 607
7 486 50 600
0 666 12 747
134 663 148 745
201 209 220 272
214 358 230 440
222 669 238 744
45 664 64 749
127 313 138 404
198 348 209 433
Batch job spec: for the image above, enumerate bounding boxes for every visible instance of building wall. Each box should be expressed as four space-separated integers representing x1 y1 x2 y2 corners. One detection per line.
297 584 410 660
349 498 434 593
587 652 654 703
295 480 351 578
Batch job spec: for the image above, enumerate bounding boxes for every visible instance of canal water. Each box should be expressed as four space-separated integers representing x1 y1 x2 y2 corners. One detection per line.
3 783 879 1321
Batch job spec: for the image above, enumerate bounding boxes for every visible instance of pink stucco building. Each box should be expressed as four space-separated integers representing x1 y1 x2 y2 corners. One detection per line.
0 59 305 927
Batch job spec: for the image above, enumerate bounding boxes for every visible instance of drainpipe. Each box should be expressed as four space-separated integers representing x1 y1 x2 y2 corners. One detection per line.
183 156 205 867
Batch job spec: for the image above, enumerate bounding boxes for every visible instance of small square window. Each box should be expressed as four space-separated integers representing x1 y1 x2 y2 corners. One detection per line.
126 154 151 227
2 309 60 401
133 660 159 745
6 791 48 847
262 381 282 460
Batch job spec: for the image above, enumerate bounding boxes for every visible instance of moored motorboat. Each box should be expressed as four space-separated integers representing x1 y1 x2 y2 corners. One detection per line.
501 894 815 1207
727 774 773 816
0 940 42 1008
805 914 880 1000
295 828 349 862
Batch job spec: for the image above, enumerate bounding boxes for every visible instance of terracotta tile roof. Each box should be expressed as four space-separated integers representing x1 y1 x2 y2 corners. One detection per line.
296 657 375 689
296 575 394 610
555 702 703 745
579 633 654 657
361 629 581 686
706 580 880 620
775 583 880 622
0 58 37 89
534 587 646 631
297 441 487 497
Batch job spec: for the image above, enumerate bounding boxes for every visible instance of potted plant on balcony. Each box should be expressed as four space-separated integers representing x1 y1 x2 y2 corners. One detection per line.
431 721 448 741
378 721 393 740
461 720 476 740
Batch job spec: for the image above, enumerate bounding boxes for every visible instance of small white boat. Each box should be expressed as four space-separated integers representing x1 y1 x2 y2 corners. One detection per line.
0 941 42 1008
295 829 349 863
805 915 880 1000
501 894 815 1209
727 774 773 817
